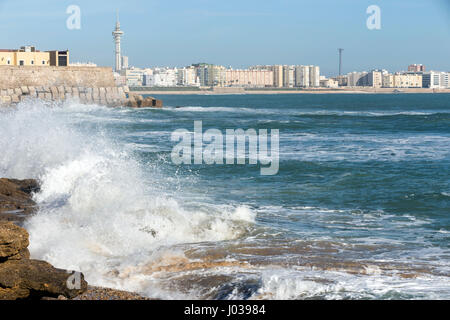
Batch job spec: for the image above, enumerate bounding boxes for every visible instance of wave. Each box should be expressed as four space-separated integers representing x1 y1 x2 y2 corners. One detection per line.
0 100 255 295
165 106 449 117
248 268 450 300
279 133 450 162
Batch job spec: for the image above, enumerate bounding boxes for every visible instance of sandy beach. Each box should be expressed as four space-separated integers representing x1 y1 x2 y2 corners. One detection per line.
132 88 450 95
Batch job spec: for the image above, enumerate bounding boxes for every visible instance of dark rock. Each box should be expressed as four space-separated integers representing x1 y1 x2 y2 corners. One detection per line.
0 178 39 223
126 94 163 109
0 220 88 300
0 259 88 300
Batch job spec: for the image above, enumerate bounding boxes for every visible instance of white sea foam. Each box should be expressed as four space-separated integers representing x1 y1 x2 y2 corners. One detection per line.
165 106 448 117
1 99 448 299
249 268 450 300
0 101 255 294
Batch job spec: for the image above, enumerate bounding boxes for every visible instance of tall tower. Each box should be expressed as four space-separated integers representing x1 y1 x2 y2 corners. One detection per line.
112 13 124 72
338 48 344 76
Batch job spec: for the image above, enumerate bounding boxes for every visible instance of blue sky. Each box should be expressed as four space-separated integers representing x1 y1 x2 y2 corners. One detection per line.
1 0 449 76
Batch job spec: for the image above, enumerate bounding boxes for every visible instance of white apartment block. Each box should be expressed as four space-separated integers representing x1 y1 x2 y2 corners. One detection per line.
143 68 178 87
294 65 310 87
439 72 449 88
224 69 273 87
309 66 320 87
347 71 368 87
283 65 295 88
178 66 200 86
320 78 339 88
422 71 443 88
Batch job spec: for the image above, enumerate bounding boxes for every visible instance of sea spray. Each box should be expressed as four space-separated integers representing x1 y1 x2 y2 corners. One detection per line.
1 95 449 300
0 100 255 296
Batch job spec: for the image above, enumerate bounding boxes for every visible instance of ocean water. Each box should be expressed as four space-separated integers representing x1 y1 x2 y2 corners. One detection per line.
0 94 449 299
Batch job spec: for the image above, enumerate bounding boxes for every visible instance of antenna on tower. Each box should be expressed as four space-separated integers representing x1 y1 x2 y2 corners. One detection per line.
112 10 124 72
338 48 344 76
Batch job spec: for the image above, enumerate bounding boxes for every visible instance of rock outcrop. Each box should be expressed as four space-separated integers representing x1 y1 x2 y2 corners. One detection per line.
0 179 88 300
0 221 88 300
0 178 39 224
127 93 163 109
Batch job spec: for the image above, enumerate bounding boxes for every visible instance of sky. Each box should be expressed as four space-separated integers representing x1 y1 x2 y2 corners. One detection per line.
0 0 449 76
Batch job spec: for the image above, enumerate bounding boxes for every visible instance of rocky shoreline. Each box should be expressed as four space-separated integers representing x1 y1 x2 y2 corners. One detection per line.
0 178 148 300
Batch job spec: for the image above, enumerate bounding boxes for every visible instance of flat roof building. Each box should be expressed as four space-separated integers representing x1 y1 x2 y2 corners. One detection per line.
0 46 69 67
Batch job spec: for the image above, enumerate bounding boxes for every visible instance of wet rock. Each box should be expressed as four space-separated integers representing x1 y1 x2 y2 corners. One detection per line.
127 94 163 108
0 178 39 223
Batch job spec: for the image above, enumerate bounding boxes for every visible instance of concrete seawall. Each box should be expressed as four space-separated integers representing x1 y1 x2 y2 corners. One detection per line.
0 66 162 108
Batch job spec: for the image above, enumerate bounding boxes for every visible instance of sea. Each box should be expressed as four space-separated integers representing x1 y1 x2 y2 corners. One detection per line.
0 93 449 299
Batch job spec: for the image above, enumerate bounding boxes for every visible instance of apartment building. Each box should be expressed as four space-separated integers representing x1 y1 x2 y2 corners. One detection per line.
382 73 423 88
224 69 273 87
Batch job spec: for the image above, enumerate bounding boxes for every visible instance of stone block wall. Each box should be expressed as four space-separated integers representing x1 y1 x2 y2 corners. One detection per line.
0 66 116 89
0 66 163 108
0 85 130 107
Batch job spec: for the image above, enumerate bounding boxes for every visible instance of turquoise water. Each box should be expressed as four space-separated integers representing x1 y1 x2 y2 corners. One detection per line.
1 94 449 299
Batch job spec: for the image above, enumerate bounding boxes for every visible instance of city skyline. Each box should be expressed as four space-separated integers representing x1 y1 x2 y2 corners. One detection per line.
0 0 449 76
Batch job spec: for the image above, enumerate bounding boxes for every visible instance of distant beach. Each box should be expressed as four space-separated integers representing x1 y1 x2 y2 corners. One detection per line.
132 87 450 95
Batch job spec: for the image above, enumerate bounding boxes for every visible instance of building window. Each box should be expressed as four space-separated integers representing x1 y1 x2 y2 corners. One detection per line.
7 59 11 65
42 60 46 65
19 60 24 66
31 60 34 65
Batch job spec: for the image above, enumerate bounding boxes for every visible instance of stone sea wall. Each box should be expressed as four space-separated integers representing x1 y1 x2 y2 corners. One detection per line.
0 66 163 108
0 85 130 107
0 66 116 89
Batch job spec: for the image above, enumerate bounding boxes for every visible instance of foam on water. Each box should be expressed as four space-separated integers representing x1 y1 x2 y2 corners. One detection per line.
249 268 450 300
0 101 255 294
165 105 449 117
1 98 449 299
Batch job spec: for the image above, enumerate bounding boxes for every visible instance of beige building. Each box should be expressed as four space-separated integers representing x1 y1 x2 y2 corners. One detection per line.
382 73 423 88
0 46 69 67
367 70 383 88
282 65 295 87
309 65 320 87
294 65 310 87
271 65 283 88
225 69 273 87
320 78 339 88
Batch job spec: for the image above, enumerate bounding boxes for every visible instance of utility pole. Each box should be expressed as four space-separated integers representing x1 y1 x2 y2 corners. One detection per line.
338 48 344 76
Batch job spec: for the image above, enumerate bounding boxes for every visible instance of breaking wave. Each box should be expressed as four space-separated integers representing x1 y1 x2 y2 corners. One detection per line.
0 101 255 294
